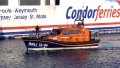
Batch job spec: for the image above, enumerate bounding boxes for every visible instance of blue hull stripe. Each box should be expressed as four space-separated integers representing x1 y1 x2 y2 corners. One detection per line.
0 30 51 35
24 40 99 48
0 26 120 36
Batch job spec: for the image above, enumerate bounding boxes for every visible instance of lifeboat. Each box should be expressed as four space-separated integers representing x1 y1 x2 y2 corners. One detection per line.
22 19 100 51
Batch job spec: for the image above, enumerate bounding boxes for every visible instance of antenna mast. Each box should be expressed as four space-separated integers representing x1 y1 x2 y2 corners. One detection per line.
82 2 84 20
66 19 68 28
82 1 84 27
73 1 85 27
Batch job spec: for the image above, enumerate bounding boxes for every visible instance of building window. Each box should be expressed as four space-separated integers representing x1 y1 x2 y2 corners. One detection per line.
0 0 8 5
55 0 60 5
45 0 50 5
20 0 40 5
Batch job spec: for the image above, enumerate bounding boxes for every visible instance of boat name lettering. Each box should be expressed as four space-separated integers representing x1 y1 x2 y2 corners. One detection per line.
66 6 120 21
28 42 48 47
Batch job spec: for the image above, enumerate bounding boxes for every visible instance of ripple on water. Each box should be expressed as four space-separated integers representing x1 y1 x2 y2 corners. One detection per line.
0 39 120 68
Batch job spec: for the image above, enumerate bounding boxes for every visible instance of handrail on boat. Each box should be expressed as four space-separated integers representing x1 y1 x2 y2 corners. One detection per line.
25 29 50 38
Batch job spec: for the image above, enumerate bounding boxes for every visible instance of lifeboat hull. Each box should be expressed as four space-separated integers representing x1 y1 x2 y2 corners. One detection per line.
23 37 100 51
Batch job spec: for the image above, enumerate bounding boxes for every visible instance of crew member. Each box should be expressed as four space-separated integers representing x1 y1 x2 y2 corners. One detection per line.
81 19 84 27
77 22 81 27
35 25 40 35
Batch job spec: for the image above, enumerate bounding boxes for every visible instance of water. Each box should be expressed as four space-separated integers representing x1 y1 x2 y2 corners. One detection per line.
0 36 120 68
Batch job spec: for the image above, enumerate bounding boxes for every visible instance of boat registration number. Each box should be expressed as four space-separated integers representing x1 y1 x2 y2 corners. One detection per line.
28 42 48 47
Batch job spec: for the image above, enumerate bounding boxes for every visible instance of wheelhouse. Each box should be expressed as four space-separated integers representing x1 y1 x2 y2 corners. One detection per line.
49 28 63 35
47 28 63 40
58 27 90 42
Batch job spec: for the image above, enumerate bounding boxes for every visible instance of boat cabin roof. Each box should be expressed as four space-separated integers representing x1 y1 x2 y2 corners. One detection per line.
63 27 82 30
49 27 86 35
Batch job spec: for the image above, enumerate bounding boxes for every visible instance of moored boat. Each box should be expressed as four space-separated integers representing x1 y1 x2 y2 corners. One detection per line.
22 19 100 51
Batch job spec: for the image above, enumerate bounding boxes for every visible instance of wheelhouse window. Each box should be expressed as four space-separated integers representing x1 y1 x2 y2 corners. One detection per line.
75 30 80 34
45 0 50 5
55 0 60 5
69 30 74 34
0 0 8 5
50 29 62 35
20 0 41 5
62 30 68 35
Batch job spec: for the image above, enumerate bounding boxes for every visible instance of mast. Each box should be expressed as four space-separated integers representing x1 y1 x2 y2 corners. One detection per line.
82 1 84 27
74 1 84 27
66 19 68 28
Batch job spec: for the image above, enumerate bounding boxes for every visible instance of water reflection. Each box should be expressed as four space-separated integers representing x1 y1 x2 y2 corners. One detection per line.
1 40 120 68
23 49 91 68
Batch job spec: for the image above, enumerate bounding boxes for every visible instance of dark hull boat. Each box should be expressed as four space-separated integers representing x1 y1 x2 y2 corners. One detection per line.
22 19 100 51
23 37 100 51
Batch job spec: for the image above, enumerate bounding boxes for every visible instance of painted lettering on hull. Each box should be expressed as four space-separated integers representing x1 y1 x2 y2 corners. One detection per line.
28 42 48 48
14 15 27 20
0 8 47 20
36 14 47 19
14 8 37 14
0 15 11 20
66 6 120 21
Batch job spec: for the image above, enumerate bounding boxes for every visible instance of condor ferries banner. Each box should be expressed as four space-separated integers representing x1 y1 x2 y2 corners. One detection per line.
0 0 120 36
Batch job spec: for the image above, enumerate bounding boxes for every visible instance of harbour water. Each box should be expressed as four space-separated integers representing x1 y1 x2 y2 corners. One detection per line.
0 34 120 68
